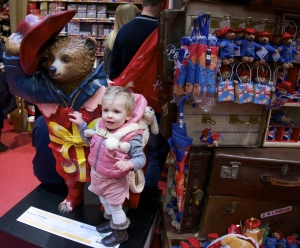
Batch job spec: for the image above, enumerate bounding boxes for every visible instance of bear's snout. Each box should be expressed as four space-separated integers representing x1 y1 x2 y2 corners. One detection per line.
49 66 57 74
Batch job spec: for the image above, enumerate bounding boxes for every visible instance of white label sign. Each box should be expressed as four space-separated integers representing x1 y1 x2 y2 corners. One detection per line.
260 206 292 218
17 206 119 248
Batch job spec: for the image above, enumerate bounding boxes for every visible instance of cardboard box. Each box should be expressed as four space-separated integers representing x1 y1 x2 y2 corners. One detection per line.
77 4 87 12
86 11 96 18
77 12 87 18
103 28 110 36
98 24 104 35
97 13 106 19
40 9 48 15
67 22 80 35
96 4 106 14
87 4 97 11
80 22 92 35
27 2 37 9
67 4 77 11
91 24 98 35
40 2 48 10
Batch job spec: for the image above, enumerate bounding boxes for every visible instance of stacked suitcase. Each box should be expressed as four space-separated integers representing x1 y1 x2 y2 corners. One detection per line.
158 9 185 139
198 148 300 238
163 148 212 233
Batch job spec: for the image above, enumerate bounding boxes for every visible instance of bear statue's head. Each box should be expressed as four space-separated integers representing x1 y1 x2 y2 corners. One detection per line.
46 36 98 96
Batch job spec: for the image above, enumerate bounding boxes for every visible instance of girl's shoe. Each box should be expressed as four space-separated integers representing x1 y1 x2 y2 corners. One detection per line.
0 141 8 152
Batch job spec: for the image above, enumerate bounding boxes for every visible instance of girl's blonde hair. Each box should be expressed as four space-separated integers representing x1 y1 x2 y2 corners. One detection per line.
102 84 135 115
106 3 139 50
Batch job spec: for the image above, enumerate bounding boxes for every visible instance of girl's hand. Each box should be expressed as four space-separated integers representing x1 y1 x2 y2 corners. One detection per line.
114 160 134 172
68 111 84 126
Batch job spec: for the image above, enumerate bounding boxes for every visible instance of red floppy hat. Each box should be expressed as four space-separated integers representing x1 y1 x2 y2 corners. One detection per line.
281 32 294 41
17 10 77 75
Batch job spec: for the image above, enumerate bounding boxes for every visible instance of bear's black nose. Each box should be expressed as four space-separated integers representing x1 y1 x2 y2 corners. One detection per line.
49 66 56 74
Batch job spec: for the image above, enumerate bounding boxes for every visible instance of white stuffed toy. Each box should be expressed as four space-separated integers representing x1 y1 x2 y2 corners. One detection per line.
137 106 159 146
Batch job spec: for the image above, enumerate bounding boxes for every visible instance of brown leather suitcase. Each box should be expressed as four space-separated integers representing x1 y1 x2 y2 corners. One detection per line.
163 148 212 233
198 195 300 238
160 81 177 139
207 148 300 201
158 9 185 139
158 9 185 83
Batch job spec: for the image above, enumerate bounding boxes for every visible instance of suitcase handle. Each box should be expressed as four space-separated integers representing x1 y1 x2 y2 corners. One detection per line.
261 174 300 187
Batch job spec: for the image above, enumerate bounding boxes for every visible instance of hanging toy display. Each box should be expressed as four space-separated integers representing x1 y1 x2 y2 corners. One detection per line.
234 62 254 104
253 65 273 105
200 122 223 147
167 96 193 230
235 28 262 64
267 81 294 110
217 64 235 102
205 34 219 95
215 26 239 65
273 65 287 85
254 31 279 66
172 36 190 104
199 33 219 112
234 27 244 44
186 34 197 101
277 32 300 69
194 13 210 104
194 34 207 103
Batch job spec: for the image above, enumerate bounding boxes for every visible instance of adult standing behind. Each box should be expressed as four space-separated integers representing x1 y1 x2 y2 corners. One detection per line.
0 70 17 152
103 3 139 78
109 0 170 190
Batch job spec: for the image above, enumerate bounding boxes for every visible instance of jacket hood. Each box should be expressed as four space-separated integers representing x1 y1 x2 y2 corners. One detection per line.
128 93 147 124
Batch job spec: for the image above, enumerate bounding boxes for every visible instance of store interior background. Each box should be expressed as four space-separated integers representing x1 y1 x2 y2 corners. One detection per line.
3 1 300 248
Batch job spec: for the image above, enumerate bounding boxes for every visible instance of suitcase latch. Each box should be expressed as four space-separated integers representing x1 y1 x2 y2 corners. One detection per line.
223 202 238 214
281 164 289 176
220 162 240 179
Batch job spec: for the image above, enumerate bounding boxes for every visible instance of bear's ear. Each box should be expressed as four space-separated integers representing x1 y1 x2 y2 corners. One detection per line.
85 37 98 54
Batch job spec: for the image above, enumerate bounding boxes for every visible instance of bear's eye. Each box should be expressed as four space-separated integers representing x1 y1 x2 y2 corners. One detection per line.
48 56 54 62
62 56 70 63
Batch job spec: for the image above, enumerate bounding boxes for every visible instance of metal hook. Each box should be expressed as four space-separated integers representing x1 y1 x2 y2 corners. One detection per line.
207 119 219 126
211 15 231 29
229 115 249 125
249 116 268 128
215 15 231 23
202 115 219 125
234 17 252 28
252 19 268 31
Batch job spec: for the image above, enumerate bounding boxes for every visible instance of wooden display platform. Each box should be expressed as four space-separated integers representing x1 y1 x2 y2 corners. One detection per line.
0 184 161 248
